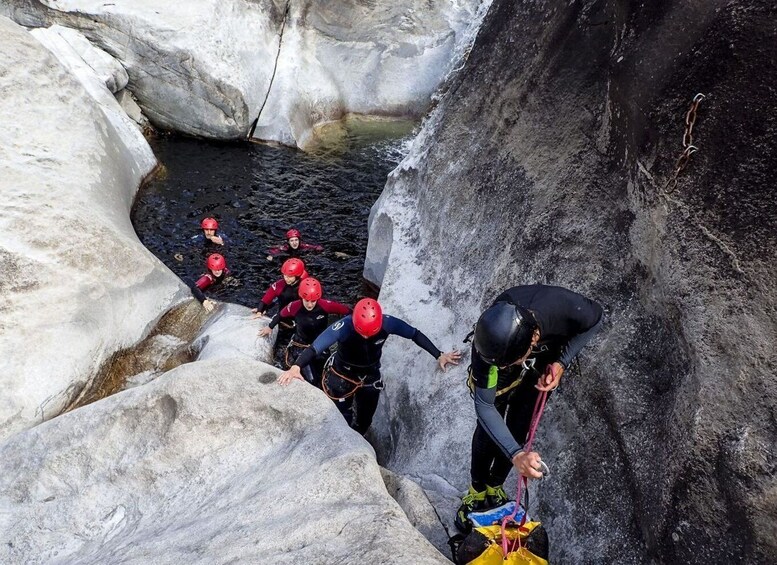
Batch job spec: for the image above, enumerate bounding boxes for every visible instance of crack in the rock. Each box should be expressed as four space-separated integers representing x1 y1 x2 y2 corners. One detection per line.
663 193 746 276
248 0 291 139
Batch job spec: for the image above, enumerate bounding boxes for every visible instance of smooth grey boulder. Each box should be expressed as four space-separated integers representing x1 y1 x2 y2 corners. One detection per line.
194 302 275 363
1 0 280 139
380 468 451 553
251 0 488 148
0 358 450 565
33 24 129 93
0 16 181 442
115 89 148 128
0 0 487 147
367 1 777 563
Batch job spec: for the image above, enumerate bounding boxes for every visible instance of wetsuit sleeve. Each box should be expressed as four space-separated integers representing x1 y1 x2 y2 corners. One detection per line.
558 302 604 368
257 280 284 313
195 275 212 291
300 242 323 251
268 244 289 256
317 299 352 316
270 301 301 328
474 386 522 459
382 316 442 359
190 280 206 303
295 320 347 368
189 274 212 303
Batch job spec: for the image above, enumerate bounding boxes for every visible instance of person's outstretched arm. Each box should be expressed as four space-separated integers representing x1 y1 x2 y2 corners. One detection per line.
382 315 460 370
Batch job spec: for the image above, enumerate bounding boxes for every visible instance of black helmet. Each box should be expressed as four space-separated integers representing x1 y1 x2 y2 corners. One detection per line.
473 301 537 366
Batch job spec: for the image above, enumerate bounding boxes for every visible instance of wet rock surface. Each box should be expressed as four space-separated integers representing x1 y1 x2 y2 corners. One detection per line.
368 1 777 563
0 358 450 565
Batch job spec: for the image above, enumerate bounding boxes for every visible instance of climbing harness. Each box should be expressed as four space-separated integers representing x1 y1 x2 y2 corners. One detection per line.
466 364 527 398
321 355 383 401
284 339 309 369
664 93 706 194
466 346 549 398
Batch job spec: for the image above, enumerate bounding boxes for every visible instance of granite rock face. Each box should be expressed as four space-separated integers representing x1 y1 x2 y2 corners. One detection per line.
1 0 280 139
32 24 129 93
367 1 777 563
1 0 487 147
0 358 450 565
0 16 182 442
250 0 488 148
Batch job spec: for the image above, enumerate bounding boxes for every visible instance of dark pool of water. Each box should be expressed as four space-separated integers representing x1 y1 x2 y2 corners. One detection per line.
131 119 415 308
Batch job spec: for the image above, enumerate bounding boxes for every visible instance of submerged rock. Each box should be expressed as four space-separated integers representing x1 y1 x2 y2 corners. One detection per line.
0 16 181 441
0 358 450 564
367 0 777 563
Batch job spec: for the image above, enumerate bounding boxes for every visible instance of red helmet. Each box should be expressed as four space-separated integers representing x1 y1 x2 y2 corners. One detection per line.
281 258 305 278
206 253 226 272
353 298 382 338
201 217 219 230
286 228 301 240
298 278 322 301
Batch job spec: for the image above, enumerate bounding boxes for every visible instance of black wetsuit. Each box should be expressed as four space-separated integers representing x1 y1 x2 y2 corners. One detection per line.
191 232 230 257
268 299 351 385
256 278 302 364
268 241 323 260
295 315 441 433
469 285 603 490
255 279 300 316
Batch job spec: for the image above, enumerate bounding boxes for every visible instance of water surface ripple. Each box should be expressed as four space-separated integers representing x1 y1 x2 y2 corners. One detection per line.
131 121 414 308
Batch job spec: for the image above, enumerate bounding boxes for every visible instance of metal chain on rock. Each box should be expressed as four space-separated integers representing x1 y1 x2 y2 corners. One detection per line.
664 93 706 194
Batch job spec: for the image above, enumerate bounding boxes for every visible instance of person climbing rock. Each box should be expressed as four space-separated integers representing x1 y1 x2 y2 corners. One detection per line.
266 228 323 261
252 258 308 317
190 253 230 312
258 277 351 386
192 217 229 248
277 298 461 434
252 258 309 361
455 284 603 532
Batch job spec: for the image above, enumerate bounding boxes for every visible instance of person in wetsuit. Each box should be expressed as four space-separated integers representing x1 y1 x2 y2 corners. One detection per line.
266 228 323 262
455 284 604 532
258 277 351 386
252 258 308 362
278 298 461 434
192 217 230 250
189 253 230 312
